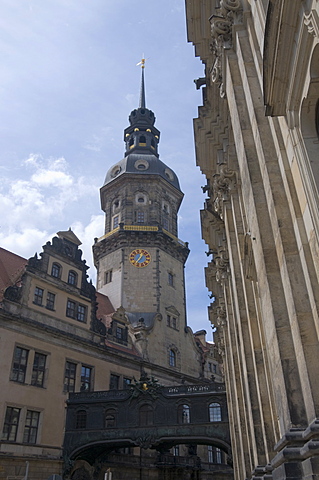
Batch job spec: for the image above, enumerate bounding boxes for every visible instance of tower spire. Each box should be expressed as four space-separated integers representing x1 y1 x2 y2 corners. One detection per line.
137 56 146 109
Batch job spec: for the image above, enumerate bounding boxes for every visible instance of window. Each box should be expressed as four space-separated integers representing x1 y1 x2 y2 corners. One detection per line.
31 352 46 387
46 292 55 310
68 271 77 286
80 366 92 392
167 315 177 329
2 407 20 441
51 263 61 278
109 374 120 390
168 272 174 287
105 409 116 428
169 349 176 367
216 447 222 464
123 377 131 389
208 445 213 463
213 364 217 374
76 410 87 429
178 404 190 424
23 410 39 444
139 404 153 426
66 300 87 323
77 304 86 322
33 287 44 306
139 135 146 146
209 403 222 422
173 445 180 456
105 269 112 284
11 346 29 383
116 326 124 340
64 361 77 392
113 215 119 229
137 210 145 224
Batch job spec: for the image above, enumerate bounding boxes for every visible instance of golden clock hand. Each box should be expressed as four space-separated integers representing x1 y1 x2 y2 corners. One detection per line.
137 252 143 262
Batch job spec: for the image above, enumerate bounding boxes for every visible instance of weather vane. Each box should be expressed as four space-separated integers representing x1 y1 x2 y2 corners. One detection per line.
136 55 146 69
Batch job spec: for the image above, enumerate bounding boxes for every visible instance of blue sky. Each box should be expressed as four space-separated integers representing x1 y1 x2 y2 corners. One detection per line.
0 0 214 338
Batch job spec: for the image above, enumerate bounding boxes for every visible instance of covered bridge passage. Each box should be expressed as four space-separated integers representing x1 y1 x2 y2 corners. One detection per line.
63 378 232 479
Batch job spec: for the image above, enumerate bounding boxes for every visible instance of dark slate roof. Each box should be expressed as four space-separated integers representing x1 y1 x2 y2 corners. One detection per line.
103 153 181 191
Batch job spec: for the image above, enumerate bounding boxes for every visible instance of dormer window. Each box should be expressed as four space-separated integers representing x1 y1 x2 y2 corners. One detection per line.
51 263 61 279
68 271 77 286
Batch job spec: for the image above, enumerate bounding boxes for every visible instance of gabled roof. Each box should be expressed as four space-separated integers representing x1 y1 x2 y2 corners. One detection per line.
96 291 114 318
0 248 27 300
57 228 82 246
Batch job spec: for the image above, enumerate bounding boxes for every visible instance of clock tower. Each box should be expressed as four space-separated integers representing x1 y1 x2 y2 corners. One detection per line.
93 63 191 366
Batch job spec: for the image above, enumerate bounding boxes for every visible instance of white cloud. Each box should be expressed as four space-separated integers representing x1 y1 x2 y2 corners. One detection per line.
0 154 102 265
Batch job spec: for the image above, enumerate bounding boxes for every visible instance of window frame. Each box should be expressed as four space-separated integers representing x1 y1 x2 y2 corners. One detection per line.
169 349 176 367
11 346 29 384
33 286 44 306
209 402 222 422
64 361 77 393
23 410 40 444
80 365 92 392
31 352 47 388
68 270 77 286
51 262 61 278
2 406 20 442
46 291 56 310
75 410 87 430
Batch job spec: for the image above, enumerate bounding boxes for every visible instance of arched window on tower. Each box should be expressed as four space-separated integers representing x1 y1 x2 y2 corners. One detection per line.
139 135 146 146
169 349 176 367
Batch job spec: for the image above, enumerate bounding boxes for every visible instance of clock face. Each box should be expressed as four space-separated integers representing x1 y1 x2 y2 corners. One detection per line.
129 249 151 268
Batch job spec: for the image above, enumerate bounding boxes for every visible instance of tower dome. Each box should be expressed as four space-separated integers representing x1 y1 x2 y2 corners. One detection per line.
103 61 181 192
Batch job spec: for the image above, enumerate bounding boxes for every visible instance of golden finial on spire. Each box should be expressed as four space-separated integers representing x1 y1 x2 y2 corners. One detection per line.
136 55 146 69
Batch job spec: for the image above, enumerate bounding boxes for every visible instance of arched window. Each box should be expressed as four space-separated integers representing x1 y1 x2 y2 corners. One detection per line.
139 404 153 426
51 263 61 278
178 404 190 424
151 139 155 149
169 349 176 367
76 410 87 429
139 135 146 146
129 138 134 148
68 270 77 286
105 409 116 428
209 402 222 422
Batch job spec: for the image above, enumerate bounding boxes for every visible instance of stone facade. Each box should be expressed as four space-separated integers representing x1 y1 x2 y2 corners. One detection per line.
185 0 319 479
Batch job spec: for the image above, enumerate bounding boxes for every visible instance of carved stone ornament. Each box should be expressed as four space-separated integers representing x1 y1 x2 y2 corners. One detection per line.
135 430 157 449
211 165 237 219
209 0 242 97
214 246 230 285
